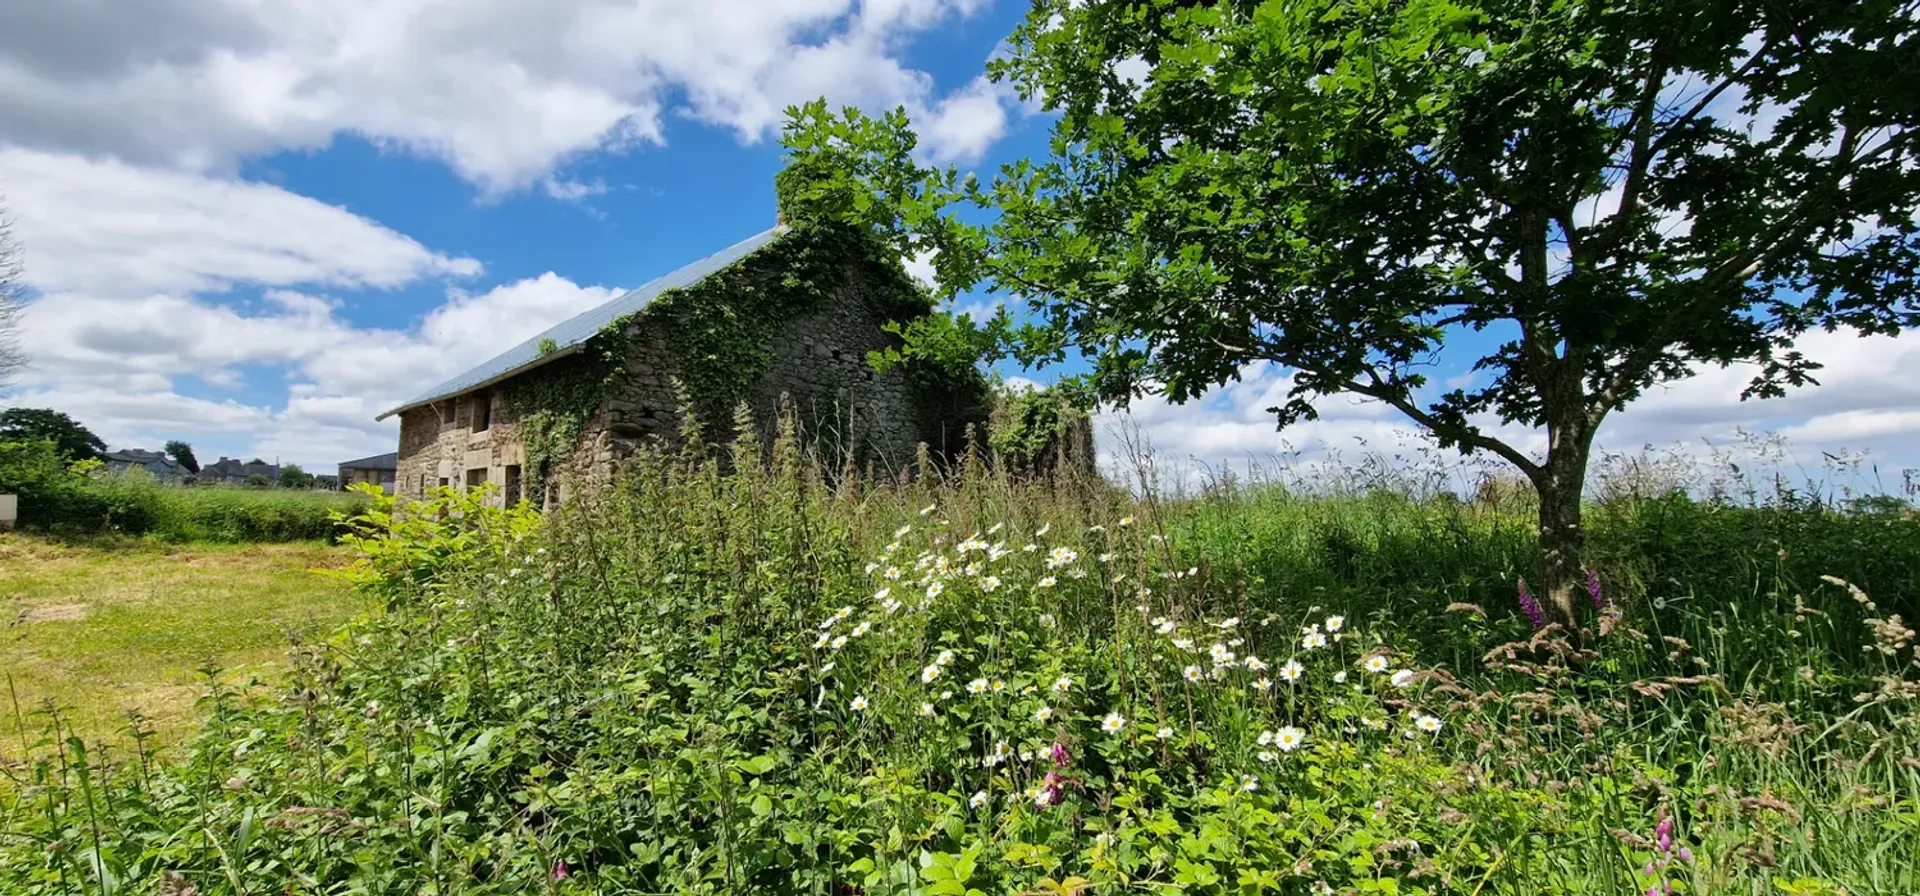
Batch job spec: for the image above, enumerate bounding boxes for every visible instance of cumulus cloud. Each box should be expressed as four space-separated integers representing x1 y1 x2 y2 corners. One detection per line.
1097 331 1920 493
0 0 1014 192
7 272 622 468
0 148 480 296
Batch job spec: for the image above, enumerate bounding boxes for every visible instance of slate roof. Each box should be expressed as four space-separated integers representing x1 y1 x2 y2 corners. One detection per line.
377 226 786 420
338 451 399 471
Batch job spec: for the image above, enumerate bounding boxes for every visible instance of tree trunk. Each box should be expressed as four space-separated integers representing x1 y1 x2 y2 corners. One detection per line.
1531 424 1594 626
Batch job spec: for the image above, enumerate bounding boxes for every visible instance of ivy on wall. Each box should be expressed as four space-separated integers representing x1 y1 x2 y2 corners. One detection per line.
502 218 985 498
504 332 626 505
987 385 1094 479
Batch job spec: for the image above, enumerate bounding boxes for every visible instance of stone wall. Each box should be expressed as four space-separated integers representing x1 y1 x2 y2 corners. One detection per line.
392 232 985 505
393 389 529 501
598 245 967 473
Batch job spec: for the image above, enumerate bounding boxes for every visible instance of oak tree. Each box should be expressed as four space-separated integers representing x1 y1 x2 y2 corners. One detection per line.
785 0 1920 622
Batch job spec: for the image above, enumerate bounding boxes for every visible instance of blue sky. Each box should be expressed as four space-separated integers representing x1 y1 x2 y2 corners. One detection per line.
2 0 1915 494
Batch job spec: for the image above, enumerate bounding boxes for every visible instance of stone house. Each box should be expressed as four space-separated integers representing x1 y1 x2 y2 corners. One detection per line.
102 448 186 481
376 222 985 505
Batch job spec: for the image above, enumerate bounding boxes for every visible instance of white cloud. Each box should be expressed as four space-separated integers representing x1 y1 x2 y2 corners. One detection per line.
1097 330 1920 493
0 148 480 296
903 248 938 286
0 0 1012 192
6 271 621 469
919 75 1013 163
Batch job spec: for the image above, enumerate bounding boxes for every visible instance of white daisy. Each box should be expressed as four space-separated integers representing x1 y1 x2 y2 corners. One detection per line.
1039 613 1056 628
1279 660 1304 682
1333 671 1349 684
936 649 955 666
1240 775 1259 792
1216 617 1240 630
1034 706 1054 722
1365 655 1391 674
919 702 935 716
851 622 871 638
830 635 848 650
1391 670 1416 688
1302 632 1329 649
979 575 1001 593
883 567 902 581
926 581 945 600
967 678 988 695
922 664 942 684
1253 677 1273 691
969 791 989 809
1183 664 1204 682
813 633 830 649
849 696 869 711
1274 726 1305 752
1102 711 1127 734
1156 726 1174 739
1257 750 1277 763
1325 615 1345 632
1416 715 1443 733
1037 576 1057 589
1046 546 1079 569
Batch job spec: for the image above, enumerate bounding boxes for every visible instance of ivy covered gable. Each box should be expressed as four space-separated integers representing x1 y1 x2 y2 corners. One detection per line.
385 222 986 505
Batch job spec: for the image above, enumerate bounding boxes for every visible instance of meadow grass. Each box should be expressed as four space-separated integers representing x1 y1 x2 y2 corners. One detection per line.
0 429 1914 895
0 533 368 745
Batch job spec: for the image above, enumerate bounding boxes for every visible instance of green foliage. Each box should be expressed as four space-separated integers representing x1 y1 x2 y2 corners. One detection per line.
505 331 628 505
4 437 1915 895
162 439 200 473
537 337 560 355
783 0 1920 621
0 407 106 461
505 219 963 492
331 482 543 609
278 463 314 489
0 441 360 540
987 385 1091 477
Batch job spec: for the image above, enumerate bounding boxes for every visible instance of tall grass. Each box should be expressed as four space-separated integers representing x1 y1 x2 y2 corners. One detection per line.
2 421 1914 895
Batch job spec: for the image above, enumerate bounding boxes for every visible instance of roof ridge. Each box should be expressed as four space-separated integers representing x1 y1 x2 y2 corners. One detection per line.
377 226 783 420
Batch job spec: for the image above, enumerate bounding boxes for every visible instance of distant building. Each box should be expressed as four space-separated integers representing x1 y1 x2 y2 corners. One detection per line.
102 448 187 482
201 456 281 485
337 452 398 492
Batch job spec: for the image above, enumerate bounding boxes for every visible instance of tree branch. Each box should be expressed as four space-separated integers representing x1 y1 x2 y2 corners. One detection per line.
1344 370 1543 478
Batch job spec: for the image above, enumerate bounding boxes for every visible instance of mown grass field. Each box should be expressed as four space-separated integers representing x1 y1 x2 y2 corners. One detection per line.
0 533 369 746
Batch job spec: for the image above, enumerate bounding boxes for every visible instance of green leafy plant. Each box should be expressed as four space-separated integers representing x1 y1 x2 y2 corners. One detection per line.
784 0 1920 625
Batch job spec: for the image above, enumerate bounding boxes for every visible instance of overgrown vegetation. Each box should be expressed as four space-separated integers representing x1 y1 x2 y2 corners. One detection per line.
4 425 1914 895
0 440 363 541
505 217 985 501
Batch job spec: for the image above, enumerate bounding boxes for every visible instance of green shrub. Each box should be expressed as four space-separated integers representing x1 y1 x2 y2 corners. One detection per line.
0 443 363 541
